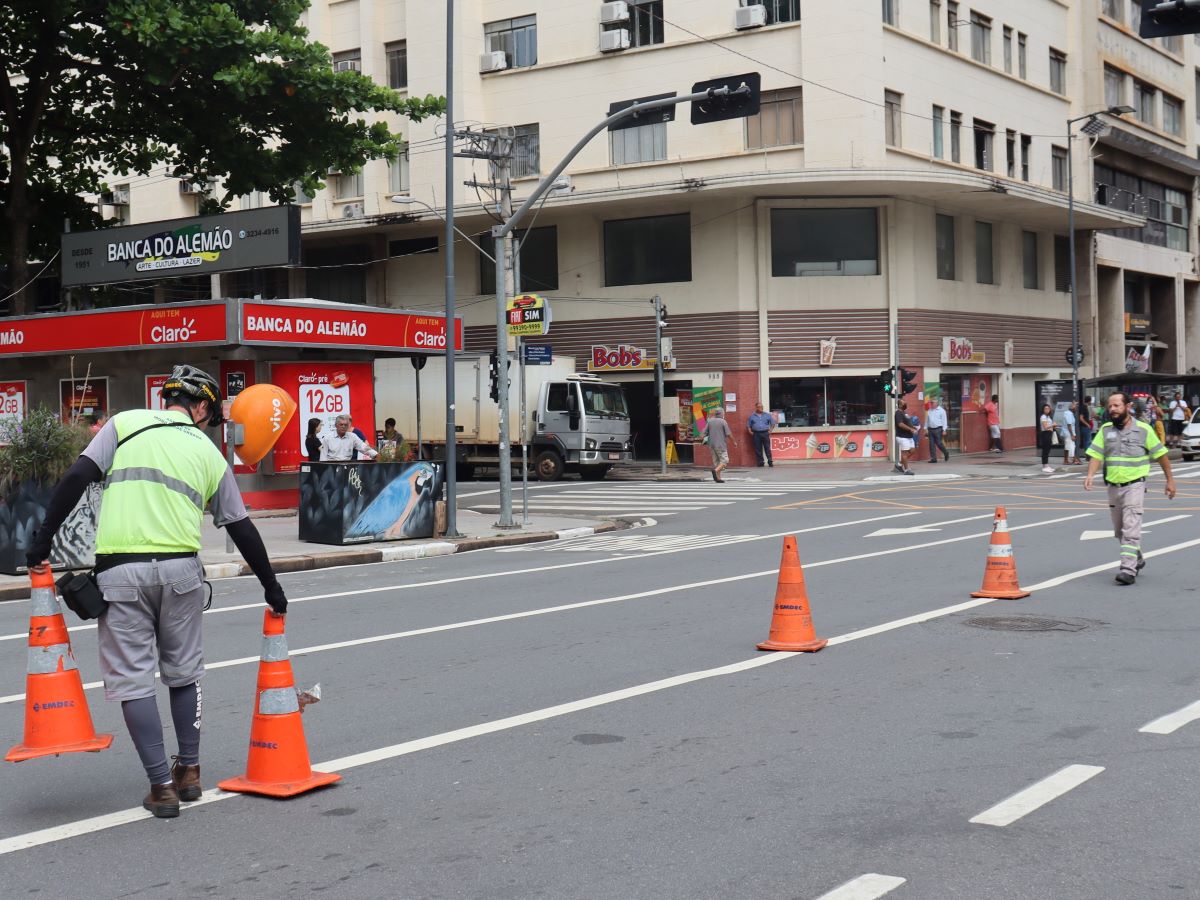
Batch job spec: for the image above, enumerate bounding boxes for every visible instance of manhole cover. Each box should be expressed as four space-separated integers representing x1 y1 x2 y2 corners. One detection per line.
964 616 1090 633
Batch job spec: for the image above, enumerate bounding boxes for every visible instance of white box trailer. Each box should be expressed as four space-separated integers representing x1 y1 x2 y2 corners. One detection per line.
375 353 633 480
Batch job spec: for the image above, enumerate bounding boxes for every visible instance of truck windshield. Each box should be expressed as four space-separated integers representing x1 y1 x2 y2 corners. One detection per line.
581 384 629 418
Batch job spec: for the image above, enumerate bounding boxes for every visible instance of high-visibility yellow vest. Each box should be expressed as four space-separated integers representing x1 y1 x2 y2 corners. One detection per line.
95 409 227 554
1085 418 1166 484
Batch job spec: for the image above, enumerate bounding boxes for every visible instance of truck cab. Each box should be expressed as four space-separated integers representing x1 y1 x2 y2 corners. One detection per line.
533 374 632 480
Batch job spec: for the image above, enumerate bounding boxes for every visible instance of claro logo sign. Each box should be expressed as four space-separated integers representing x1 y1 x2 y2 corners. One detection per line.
150 316 196 343
588 344 656 371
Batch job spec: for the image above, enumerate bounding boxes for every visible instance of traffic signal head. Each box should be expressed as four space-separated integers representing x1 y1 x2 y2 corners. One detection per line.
1138 0 1200 38
690 73 761 125
899 367 918 395
877 368 896 396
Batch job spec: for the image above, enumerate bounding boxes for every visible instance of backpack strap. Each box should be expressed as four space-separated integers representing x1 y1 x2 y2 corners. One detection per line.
115 421 197 449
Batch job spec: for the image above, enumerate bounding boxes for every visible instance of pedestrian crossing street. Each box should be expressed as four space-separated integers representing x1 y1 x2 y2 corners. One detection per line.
467 480 856 518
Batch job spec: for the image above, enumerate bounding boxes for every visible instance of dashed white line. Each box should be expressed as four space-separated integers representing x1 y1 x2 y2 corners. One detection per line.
969 764 1104 827
1138 699 1200 735
816 873 908 900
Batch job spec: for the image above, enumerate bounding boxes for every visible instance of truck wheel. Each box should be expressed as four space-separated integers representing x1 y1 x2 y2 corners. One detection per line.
535 450 565 481
455 463 476 482
579 466 610 481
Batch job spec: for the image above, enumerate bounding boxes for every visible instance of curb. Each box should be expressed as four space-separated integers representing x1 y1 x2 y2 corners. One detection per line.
0 521 625 603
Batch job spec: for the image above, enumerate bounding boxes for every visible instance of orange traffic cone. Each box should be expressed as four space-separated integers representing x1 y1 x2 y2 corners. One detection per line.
757 536 828 652
6 568 113 762
970 506 1031 600
218 611 341 797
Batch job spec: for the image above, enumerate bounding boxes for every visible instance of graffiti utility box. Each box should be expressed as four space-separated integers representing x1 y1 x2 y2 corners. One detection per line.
298 461 444 545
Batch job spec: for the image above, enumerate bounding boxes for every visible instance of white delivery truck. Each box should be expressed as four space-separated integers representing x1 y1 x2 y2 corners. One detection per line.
375 354 633 481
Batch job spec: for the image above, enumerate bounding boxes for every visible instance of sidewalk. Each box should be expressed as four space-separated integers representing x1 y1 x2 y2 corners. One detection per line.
0 510 622 602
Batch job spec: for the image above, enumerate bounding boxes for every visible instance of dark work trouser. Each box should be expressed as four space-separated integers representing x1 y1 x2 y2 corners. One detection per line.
927 426 948 460
752 431 773 465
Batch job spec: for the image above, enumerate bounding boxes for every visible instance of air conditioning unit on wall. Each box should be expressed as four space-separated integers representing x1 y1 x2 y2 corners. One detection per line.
341 202 365 219
600 28 631 52
479 50 508 72
734 4 767 30
600 1 630 24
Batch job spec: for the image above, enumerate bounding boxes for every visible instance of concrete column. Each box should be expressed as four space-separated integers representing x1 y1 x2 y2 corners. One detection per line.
1185 281 1200 373
1097 266 1124 375
287 267 306 299
1172 275 1187 374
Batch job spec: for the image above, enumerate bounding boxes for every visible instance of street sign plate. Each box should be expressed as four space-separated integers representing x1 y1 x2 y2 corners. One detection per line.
524 344 552 365
607 93 677 132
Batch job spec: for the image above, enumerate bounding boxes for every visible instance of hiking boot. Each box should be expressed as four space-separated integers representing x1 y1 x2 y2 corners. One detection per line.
171 757 202 802
1114 571 1136 586
143 782 181 818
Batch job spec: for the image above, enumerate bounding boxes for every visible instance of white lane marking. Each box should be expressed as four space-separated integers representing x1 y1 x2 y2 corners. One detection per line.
0 512 1091 706
10 526 1200 856
474 501 725 508
816 873 908 900
1045 473 1077 480
0 512 925 643
456 484 563 498
1139 699 1200 735
1080 514 1191 541
1021 535 1200 591
969 764 1104 827
866 513 995 537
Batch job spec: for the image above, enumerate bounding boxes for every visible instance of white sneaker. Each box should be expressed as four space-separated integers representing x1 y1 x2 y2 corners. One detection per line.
1042 466 1054 473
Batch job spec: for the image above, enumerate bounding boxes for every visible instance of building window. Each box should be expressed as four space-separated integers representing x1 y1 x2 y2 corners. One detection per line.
1051 146 1068 191
930 0 941 43
385 41 407 89
481 226 559 294
973 118 994 171
882 0 898 27
948 2 959 50
1002 26 1012 73
950 110 962 162
1102 0 1121 20
510 124 540 178
884 91 902 147
1135 80 1156 126
1017 32 1027 78
604 213 691 286
239 190 266 210
763 0 801 24
610 121 667 165
1054 235 1071 292
334 170 363 200
1130 0 1141 31
770 208 880 277
629 1 664 47
1005 129 1016 178
1165 188 1189 250
292 181 313 205
1103 166 1193 250
1164 95 1183 136
1022 231 1039 289
1196 71 1200 123
1163 34 1183 54
1020 133 1031 180
484 15 537 69
1105 66 1124 109
769 377 886 428
932 105 944 158
1049 49 1067 94
746 88 803 149
970 12 991 64
936 214 955 280
975 220 994 284
332 49 361 73
388 147 410 194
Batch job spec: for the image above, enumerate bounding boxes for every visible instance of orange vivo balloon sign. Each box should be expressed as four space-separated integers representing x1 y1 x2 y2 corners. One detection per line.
230 384 297 466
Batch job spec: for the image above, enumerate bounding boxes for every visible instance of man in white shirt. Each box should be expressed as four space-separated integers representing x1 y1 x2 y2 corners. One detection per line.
1168 392 1190 448
925 397 950 463
1060 401 1078 464
320 414 379 462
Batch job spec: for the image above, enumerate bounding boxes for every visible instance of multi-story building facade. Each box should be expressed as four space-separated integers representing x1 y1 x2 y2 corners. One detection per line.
80 1 1194 465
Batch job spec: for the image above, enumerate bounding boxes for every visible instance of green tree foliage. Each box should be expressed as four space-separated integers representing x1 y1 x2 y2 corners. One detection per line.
0 0 445 313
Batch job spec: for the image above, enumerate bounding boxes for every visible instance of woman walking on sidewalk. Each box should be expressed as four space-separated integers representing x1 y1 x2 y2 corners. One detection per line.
1039 403 1056 473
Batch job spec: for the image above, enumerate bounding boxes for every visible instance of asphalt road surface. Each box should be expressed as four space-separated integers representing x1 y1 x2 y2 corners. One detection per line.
2 466 1200 899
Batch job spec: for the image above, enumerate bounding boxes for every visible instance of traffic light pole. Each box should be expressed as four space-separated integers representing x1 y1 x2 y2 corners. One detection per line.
654 295 666 476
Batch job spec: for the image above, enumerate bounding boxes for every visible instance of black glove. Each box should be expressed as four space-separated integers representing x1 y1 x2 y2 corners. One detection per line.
264 581 287 615
25 530 53 571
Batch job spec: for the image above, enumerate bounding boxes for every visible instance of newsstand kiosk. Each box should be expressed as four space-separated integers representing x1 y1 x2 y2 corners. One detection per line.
0 297 463 509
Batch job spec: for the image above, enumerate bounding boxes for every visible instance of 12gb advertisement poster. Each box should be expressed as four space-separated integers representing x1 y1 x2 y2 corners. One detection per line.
270 362 375 472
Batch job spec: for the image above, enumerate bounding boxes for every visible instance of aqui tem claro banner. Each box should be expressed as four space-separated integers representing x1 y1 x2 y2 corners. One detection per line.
61 206 301 287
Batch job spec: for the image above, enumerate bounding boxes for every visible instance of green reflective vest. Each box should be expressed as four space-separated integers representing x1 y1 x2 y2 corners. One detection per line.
95 409 227 554
1085 418 1166 484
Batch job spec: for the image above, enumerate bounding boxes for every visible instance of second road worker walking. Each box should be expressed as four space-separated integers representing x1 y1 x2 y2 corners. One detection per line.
1084 391 1176 585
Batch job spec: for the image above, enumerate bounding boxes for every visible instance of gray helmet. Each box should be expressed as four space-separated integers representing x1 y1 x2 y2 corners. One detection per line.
162 364 223 425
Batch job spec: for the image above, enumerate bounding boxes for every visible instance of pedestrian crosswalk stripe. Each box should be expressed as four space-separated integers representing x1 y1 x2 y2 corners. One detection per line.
499 533 758 553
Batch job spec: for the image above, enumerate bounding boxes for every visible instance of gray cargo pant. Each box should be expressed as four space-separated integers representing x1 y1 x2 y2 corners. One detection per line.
1107 480 1145 575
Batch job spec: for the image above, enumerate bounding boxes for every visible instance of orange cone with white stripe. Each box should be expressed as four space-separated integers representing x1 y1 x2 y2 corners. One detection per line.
970 506 1031 600
757 536 828 652
218 611 340 797
6 568 113 762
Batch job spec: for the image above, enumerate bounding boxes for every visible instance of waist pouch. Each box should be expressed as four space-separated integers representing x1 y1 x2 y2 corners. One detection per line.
56 571 108 621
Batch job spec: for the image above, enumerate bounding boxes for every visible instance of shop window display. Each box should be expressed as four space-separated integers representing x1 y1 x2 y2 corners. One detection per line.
768 376 885 427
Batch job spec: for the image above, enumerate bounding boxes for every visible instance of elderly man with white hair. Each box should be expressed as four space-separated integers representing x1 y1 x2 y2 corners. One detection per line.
319 414 378 462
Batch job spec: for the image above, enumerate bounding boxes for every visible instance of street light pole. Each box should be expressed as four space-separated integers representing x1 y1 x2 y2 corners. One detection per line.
1066 105 1134 405
442 0 460 536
